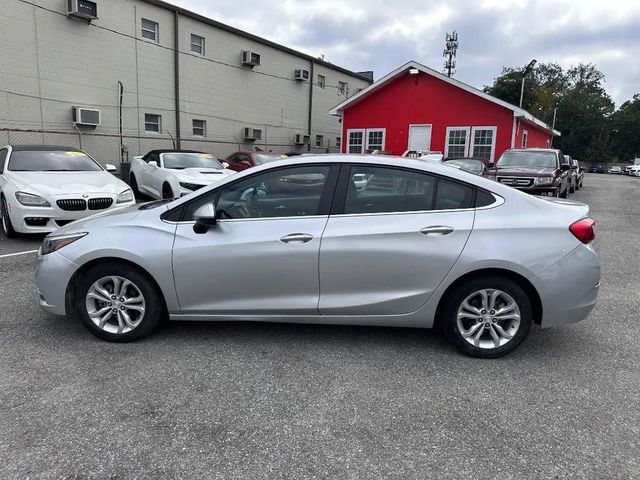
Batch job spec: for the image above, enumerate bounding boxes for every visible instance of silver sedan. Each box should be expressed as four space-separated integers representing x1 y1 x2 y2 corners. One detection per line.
34 155 601 358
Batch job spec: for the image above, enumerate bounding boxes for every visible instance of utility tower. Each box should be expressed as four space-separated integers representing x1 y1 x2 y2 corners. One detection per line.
443 31 458 77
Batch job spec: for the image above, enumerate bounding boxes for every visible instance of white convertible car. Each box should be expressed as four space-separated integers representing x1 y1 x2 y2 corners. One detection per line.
130 150 236 199
0 145 135 237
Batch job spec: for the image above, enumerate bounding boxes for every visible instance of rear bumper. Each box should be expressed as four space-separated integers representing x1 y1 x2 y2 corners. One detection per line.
531 245 601 328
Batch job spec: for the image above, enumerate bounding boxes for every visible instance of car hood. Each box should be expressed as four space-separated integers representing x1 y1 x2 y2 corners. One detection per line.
7 171 129 196
170 168 235 184
490 166 557 176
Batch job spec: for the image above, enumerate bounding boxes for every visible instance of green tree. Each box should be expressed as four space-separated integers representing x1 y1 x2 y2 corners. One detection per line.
609 94 640 160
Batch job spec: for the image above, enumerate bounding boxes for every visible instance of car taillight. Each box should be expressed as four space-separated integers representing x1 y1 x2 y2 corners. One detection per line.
569 218 595 244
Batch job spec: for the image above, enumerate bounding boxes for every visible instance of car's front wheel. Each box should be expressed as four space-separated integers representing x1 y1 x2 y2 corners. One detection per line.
440 275 533 358
75 263 165 342
1 195 17 238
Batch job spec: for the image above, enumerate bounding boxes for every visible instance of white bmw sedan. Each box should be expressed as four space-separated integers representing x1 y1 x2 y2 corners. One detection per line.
0 145 135 237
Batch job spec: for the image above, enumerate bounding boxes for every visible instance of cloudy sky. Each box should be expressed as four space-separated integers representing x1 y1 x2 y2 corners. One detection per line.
173 0 639 107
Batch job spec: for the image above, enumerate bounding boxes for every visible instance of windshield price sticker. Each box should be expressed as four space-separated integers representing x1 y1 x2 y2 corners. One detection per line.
201 154 213 159
66 151 86 157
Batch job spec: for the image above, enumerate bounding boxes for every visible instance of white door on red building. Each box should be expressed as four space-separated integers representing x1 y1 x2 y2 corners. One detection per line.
408 125 432 152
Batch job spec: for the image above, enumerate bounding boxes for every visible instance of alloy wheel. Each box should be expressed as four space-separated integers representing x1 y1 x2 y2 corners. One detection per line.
85 276 146 334
456 289 521 349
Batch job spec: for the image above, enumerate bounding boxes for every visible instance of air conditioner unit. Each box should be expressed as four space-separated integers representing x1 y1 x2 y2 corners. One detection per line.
67 0 98 21
243 127 262 141
294 133 310 145
241 50 261 67
72 107 101 127
294 68 310 81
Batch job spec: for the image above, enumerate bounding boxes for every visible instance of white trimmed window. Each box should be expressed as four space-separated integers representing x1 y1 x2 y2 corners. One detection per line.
317 74 326 89
192 119 206 137
191 34 205 55
315 135 324 147
445 127 470 158
347 129 365 153
470 127 497 161
144 114 161 133
366 129 385 152
522 130 528 148
141 19 159 42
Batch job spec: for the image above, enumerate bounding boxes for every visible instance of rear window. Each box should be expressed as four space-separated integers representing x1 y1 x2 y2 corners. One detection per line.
8 150 103 172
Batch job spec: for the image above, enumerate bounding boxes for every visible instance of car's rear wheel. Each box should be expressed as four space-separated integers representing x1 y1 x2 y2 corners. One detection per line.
440 275 533 358
75 263 164 342
1 196 17 238
162 183 174 199
130 174 140 197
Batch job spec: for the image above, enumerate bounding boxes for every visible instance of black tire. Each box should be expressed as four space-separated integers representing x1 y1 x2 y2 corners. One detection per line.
440 275 533 358
569 180 575 193
162 183 174 200
130 173 140 197
75 262 165 342
1 195 18 238
560 185 569 198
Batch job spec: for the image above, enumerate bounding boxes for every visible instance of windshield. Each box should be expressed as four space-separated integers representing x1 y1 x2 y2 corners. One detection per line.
8 150 103 172
253 154 283 165
444 159 484 174
496 151 557 168
162 153 223 169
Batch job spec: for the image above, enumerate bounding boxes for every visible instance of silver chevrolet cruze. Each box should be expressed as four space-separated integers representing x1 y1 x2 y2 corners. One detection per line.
35 155 601 358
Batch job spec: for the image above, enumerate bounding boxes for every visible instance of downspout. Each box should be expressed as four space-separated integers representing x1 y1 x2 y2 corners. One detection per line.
174 10 181 149
117 81 124 161
307 61 314 152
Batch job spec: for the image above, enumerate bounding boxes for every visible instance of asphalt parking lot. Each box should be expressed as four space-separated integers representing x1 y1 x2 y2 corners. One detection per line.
1 173 639 479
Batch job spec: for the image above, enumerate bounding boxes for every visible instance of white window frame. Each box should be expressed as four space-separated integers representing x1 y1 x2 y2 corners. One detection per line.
192 119 206 137
141 18 159 43
315 134 324 147
317 74 326 89
444 126 471 158
365 128 386 152
144 113 162 133
470 126 497 162
521 129 528 148
346 129 365 154
190 34 205 55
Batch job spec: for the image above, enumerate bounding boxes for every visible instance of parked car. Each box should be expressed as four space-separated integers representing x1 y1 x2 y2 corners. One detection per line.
573 159 584 190
0 145 134 237
224 152 287 172
588 165 605 174
628 165 640 177
442 158 488 176
486 148 571 198
130 150 235 199
35 155 600 358
608 166 622 174
567 156 579 193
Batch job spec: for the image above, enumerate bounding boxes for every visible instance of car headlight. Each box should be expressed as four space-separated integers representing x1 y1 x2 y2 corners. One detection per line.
534 177 555 186
15 191 51 207
116 189 134 204
41 232 87 255
179 182 204 191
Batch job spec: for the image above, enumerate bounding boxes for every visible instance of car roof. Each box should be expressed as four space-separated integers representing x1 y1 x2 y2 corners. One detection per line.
504 148 561 154
145 149 205 156
9 145 84 152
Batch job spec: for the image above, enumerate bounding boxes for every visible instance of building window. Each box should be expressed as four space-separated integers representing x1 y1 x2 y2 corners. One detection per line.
366 129 385 152
338 81 348 96
317 74 326 89
347 129 364 153
445 127 470 158
336 136 341 148
141 19 159 42
192 119 206 137
315 135 324 147
145 114 161 133
522 130 528 148
470 127 497 161
191 34 205 55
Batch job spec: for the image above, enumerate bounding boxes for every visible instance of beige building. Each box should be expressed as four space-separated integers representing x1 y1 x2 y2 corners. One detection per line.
0 0 372 165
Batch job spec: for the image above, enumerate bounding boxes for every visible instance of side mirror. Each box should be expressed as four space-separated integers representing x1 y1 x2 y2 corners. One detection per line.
561 164 570 171
105 163 117 172
222 161 230 168
149 161 158 168
487 162 495 168
193 203 217 234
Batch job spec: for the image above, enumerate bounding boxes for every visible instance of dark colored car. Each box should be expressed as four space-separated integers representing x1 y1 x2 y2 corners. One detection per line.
486 148 571 198
442 158 488 176
572 159 584 190
589 165 605 173
224 152 285 172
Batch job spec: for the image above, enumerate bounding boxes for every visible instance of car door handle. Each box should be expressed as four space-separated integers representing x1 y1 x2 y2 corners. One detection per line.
280 233 314 244
420 226 454 236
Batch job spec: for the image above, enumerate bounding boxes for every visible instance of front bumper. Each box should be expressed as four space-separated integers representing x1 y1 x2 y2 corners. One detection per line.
35 250 79 316
531 244 601 328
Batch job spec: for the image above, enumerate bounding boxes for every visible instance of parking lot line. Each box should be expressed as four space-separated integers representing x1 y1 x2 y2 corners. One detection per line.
0 249 38 259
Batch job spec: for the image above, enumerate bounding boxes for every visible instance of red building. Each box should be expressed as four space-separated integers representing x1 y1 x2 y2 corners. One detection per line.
331 61 560 163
